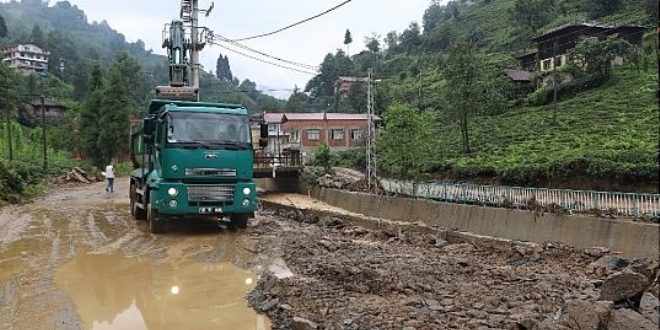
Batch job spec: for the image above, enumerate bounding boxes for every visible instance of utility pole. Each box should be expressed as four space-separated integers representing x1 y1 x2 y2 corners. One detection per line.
418 69 423 110
180 0 201 100
40 95 47 171
3 73 12 161
191 0 200 95
552 38 558 124
366 68 377 192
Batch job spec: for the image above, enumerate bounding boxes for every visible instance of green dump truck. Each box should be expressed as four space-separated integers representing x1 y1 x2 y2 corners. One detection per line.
128 19 268 233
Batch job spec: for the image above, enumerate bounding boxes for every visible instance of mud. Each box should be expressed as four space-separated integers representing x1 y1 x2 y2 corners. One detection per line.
2 179 655 330
250 194 658 330
0 178 269 330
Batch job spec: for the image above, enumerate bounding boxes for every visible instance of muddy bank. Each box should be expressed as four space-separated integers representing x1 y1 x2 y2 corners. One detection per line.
248 196 659 330
0 178 269 330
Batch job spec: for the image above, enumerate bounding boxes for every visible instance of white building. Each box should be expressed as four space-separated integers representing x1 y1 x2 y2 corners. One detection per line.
2 44 50 73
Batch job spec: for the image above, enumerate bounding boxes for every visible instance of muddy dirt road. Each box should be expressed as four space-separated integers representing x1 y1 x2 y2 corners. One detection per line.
1 180 657 330
0 178 269 330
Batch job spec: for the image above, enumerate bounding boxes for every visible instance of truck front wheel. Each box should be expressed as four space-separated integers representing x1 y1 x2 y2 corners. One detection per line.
147 202 165 234
130 183 146 221
230 214 249 229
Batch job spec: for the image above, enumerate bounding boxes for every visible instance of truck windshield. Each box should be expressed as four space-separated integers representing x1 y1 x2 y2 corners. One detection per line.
166 112 251 146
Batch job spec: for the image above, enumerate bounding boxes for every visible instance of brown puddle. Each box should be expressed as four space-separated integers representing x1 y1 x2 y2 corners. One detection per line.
54 253 270 330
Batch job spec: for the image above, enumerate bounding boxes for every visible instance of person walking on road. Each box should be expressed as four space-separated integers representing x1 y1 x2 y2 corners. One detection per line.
105 161 115 193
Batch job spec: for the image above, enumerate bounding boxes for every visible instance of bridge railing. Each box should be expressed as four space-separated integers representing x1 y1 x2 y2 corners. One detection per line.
380 179 660 217
254 154 303 168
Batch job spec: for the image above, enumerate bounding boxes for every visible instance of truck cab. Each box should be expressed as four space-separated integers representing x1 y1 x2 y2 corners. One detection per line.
130 99 268 233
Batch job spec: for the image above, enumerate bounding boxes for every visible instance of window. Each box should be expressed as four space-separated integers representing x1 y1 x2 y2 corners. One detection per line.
268 124 280 134
290 130 300 142
554 56 563 68
331 129 344 140
541 59 551 71
350 129 362 140
307 129 320 141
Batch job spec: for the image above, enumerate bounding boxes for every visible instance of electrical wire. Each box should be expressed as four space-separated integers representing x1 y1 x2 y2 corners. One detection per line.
228 0 354 42
208 40 318 76
210 33 319 70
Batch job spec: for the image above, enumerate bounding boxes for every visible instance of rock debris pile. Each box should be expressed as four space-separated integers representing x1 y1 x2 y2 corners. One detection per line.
247 207 659 330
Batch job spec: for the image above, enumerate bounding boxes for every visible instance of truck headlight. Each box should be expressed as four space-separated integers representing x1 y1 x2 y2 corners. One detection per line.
168 188 178 197
242 199 250 207
243 187 251 195
169 200 178 208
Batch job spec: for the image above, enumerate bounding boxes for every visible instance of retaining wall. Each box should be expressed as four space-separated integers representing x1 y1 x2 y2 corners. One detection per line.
310 187 660 259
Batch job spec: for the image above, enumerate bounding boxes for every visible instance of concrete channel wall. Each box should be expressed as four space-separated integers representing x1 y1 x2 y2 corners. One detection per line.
309 187 660 259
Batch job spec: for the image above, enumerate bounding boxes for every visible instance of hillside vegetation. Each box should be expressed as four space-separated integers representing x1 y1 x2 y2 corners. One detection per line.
298 0 658 192
428 68 657 192
0 0 286 203
0 0 284 112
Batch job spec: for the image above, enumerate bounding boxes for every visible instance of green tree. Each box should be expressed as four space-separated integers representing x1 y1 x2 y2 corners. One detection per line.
29 25 46 48
364 33 381 53
443 41 488 154
0 15 7 38
97 65 131 164
312 143 333 174
79 64 104 165
113 52 143 111
71 59 92 100
215 53 233 81
567 36 633 79
422 1 446 32
285 86 309 112
0 63 21 160
399 22 422 54
377 102 434 178
343 29 353 56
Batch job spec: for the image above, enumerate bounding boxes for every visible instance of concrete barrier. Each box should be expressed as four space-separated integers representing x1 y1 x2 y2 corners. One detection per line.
310 187 660 259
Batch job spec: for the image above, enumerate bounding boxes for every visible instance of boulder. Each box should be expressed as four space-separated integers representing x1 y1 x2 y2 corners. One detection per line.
587 256 630 275
584 247 611 258
556 300 613 330
625 259 659 283
598 271 649 302
290 316 318 330
607 308 656 330
639 292 660 325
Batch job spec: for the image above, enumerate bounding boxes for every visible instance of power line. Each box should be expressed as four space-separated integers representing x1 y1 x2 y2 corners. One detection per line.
208 41 318 75
210 33 319 70
228 0 354 42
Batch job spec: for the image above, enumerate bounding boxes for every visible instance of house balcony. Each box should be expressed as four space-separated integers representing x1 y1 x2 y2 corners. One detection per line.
282 141 301 151
15 56 49 63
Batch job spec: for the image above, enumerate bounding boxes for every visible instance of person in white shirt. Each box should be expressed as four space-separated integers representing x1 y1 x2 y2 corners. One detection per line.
105 161 115 193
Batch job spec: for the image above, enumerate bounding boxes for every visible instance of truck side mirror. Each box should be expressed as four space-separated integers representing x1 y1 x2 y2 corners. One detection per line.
143 118 155 134
259 138 268 148
142 118 155 144
143 134 154 144
260 123 268 139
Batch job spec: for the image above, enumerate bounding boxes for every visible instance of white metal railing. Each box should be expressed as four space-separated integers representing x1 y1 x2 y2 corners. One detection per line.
380 179 660 218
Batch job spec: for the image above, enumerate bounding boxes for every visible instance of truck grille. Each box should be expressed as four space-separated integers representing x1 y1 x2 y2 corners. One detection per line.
187 186 235 202
185 168 237 177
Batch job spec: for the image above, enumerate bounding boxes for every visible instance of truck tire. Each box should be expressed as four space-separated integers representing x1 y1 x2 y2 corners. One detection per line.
230 214 249 229
130 183 147 221
147 202 164 234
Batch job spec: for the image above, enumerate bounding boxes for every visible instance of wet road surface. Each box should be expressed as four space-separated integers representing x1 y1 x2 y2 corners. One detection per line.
0 178 269 330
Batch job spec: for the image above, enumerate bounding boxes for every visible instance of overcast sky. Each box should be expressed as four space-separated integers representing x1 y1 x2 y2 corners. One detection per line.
24 0 436 98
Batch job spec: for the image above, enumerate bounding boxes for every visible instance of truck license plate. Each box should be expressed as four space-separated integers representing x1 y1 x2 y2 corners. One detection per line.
199 207 222 214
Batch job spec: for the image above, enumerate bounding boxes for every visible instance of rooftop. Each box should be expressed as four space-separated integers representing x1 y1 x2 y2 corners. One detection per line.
530 21 649 41
502 69 534 82
261 112 382 123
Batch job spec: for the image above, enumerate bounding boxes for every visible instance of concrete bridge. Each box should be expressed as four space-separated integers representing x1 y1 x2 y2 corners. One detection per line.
253 154 303 179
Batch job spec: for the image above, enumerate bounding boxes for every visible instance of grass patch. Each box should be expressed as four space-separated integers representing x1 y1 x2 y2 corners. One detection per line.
425 68 658 190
